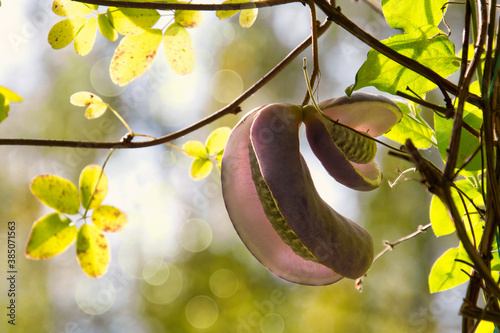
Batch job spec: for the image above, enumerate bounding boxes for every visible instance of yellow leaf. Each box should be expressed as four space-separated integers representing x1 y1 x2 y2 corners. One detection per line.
79 164 108 210
190 158 213 180
175 9 203 28
0 86 22 102
70 91 103 106
216 0 244 20
205 127 231 155
77 224 109 278
30 174 80 215
52 0 94 17
74 17 97 56
92 205 127 232
25 213 77 260
108 7 160 35
110 29 162 86
182 140 207 158
85 102 108 119
48 17 87 50
97 13 118 41
163 23 194 75
239 7 257 28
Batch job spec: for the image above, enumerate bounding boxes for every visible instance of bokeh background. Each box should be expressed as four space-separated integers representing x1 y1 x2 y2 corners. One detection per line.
0 1 465 332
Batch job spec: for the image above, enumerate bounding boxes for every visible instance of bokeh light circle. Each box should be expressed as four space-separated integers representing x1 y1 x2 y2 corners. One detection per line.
209 69 243 103
142 259 170 286
260 313 285 333
209 269 239 298
140 264 183 304
75 278 115 315
185 295 219 329
178 218 213 253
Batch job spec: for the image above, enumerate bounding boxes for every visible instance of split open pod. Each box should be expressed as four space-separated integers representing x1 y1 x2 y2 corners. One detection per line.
221 93 402 285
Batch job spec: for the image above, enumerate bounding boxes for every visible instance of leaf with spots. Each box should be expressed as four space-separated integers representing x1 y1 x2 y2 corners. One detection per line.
48 16 87 50
79 164 108 210
52 0 95 17
107 7 160 35
30 175 80 215
163 23 194 75
239 6 257 28
92 205 127 232
74 17 97 56
175 9 203 28
98 13 118 41
70 91 108 119
77 224 110 278
110 28 162 86
25 213 77 260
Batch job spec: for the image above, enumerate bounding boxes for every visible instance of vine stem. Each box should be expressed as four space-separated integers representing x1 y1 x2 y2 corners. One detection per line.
301 0 320 106
75 0 302 11
0 20 332 149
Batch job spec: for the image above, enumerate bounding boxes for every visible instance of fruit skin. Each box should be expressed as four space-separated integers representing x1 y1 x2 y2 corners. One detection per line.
221 103 374 285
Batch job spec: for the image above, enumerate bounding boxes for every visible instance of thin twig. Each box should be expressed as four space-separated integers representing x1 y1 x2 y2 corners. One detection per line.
0 20 332 149
355 223 432 291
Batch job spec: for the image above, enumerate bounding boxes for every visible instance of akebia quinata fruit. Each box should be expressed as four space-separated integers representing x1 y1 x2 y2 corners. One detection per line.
221 93 402 285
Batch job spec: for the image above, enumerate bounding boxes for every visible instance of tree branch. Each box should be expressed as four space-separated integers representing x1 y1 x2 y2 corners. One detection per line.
312 0 482 107
0 20 332 149
74 0 302 11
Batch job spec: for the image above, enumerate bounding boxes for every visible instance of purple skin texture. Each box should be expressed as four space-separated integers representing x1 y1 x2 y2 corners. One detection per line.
303 93 403 191
221 103 379 285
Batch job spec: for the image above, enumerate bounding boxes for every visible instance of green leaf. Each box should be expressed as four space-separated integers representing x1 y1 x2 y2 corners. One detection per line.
216 0 243 20
74 17 97 56
434 105 482 172
92 205 127 232
163 23 195 75
52 0 94 17
175 9 203 28
0 86 23 102
384 102 435 148
348 25 460 95
110 29 162 86
25 213 77 259
190 158 213 180
97 13 118 41
30 175 80 214
183 140 207 158
77 224 109 278
428 247 470 293
205 127 231 155
107 7 160 35
0 94 8 123
239 7 257 28
79 164 108 210
381 0 446 32
429 179 483 236
48 17 87 50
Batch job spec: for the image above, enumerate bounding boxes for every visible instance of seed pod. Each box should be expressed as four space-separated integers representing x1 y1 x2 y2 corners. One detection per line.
221 103 377 285
304 93 402 191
